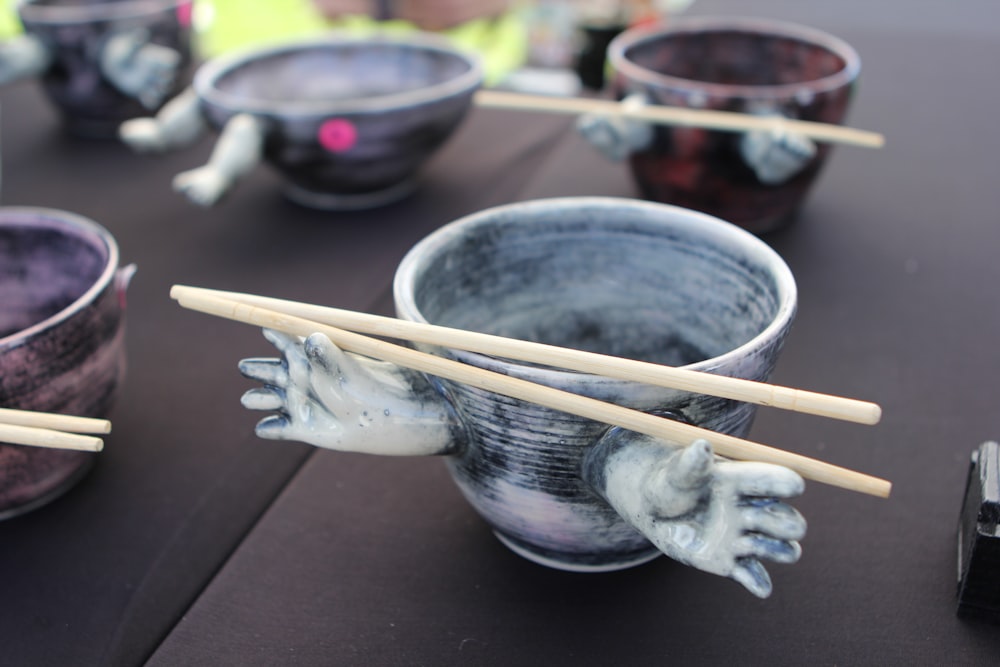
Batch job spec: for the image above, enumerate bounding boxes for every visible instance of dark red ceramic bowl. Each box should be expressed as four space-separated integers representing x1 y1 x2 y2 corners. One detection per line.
606 17 861 234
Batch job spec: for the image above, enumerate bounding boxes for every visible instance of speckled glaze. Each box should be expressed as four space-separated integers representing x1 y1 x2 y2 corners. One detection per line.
605 17 860 234
15 0 193 137
192 33 482 209
393 197 798 570
0 208 132 519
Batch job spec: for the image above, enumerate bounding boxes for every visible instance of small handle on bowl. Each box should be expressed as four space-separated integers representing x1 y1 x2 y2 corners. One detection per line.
114 263 137 310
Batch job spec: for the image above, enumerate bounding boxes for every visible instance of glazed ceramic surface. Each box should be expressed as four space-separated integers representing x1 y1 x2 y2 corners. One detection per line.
0 207 131 519
239 197 805 596
598 17 860 234
393 197 798 569
191 34 481 209
13 0 193 136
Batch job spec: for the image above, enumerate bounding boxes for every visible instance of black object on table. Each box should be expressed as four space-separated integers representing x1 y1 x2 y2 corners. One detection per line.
958 441 1000 622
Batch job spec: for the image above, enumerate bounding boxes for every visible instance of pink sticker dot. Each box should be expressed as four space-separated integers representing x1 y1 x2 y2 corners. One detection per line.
176 2 193 28
318 119 358 153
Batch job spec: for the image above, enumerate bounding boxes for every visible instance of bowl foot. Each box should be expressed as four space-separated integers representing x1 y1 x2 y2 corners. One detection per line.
493 530 662 573
282 178 418 211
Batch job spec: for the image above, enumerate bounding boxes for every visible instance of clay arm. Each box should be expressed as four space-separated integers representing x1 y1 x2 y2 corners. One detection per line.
239 330 466 456
583 429 806 598
0 34 52 86
738 108 817 185
100 27 181 109
172 113 265 207
576 93 654 162
119 87 206 152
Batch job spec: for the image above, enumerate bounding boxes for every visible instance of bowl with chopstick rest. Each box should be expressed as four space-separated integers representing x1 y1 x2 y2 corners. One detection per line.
0 0 195 138
218 196 820 598
118 32 483 210
577 16 862 235
0 207 134 519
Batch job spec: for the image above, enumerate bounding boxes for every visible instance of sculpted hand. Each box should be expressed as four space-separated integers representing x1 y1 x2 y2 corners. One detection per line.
173 165 230 206
0 34 52 86
239 330 462 455
584 432 806 597
101 28 181 109
120 87 205 152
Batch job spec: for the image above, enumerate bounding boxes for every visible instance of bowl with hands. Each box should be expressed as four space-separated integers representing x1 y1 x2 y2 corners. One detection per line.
578 16 863 234
234 197 806 597
119 31 483 210
0 0 193 137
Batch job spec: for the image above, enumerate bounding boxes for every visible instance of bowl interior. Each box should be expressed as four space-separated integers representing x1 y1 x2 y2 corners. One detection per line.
212 42 476 108
623 28 848 87
0 218 108 340
404 203 788 368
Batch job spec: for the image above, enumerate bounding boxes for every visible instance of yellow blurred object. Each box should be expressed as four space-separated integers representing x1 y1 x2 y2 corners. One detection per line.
197 1 526 85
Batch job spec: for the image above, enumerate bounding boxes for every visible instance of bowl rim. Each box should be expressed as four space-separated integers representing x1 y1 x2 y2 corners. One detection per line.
193 31 484 118
608 15 861 99
17 0 189 24
393 196 798 384
0 206 120 348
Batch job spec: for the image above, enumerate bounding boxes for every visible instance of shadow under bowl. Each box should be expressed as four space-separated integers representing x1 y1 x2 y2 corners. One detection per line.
0 207 128 519
194 33 483 210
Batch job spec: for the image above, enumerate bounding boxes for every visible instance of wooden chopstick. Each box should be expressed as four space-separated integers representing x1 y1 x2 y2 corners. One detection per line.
170 286 891 498
171 285 882 426
474 90 886 149
0 409 109 452
0 408 111 434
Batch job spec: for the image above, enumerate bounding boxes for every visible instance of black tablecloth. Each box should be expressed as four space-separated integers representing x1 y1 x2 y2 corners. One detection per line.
4 1 1000 664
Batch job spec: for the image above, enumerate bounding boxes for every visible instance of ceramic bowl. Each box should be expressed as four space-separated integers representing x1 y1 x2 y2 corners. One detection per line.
596 17 860 234
237 197 805 594
393 196 798 569
0 207 132 519
13 0 194 137
191 33 482 209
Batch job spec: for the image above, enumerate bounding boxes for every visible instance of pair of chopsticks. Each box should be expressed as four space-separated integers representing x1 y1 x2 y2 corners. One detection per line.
170 285 891 499
0 408 109 452
474 90 886 149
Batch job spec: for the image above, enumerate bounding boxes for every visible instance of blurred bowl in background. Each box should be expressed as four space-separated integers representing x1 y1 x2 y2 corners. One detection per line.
602 16 861 234
184 33 483 209
13 0 194 137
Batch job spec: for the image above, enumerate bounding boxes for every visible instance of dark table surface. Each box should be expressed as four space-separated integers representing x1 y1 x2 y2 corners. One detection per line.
3 1 1000 664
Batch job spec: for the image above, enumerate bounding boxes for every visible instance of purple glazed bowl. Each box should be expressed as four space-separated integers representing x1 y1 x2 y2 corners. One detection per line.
605 17 860 234
17 0 194 137
0 207 133 519
192 33 483 209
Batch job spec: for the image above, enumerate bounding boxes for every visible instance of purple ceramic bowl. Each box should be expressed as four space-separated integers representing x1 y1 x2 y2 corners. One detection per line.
0 207 132 519
17 0 194 137
192 33 483 209
606 17 860 234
